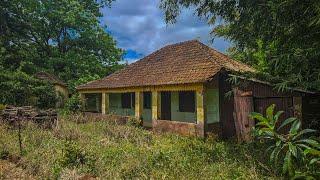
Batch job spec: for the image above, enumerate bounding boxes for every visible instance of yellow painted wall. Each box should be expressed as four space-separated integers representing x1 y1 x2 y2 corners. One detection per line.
54 85 68 99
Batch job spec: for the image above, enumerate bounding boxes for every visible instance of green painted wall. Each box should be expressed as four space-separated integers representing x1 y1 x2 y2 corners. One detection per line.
108 93 152 121
109 93 135 116
170 92 196 123
142 109 152 122
168 89 219 124
93 89 218 125
205 89 220 124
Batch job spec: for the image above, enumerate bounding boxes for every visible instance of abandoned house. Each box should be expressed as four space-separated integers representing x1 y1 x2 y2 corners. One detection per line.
35 72 69 107
77 40 319 141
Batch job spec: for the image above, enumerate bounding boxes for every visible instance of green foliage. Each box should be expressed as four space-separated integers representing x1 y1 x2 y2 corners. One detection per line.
250 104 320 178
64 93 82 112
0 70 57 108
160 0 320 91
0 0 123 92
67 74 101 94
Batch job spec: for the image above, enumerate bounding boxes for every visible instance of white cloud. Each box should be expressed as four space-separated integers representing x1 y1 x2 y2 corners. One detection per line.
101 0 230 61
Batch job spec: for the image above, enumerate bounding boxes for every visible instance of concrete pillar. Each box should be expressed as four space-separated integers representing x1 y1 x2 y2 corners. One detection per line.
79 93 85 111
196 89 206 137
152 91 161 120
102 93 109 115
135 92 143 119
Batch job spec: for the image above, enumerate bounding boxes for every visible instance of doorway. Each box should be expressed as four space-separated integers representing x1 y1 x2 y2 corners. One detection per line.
161 92 171 120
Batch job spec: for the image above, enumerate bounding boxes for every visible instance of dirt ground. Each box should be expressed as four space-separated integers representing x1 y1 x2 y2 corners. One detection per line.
0 160 35 180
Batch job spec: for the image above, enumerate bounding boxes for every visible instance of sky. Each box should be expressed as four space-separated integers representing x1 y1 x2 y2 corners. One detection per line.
101 0 230 63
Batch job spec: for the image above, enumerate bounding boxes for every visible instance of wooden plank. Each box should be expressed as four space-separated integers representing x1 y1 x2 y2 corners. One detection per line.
233 88 254 142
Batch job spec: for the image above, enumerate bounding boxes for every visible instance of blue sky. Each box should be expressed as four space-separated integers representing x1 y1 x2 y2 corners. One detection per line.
101 0 230 63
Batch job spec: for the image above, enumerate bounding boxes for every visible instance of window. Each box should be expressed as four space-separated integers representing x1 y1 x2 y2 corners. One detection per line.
143 92 151 109
121 93 135 108
179 91 195 112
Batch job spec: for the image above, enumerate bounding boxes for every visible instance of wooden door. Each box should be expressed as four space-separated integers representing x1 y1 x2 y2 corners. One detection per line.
233 88 254 142
161 92 171 120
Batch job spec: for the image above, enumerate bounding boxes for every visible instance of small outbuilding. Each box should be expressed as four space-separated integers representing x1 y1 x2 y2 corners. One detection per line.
35 72 69 107
77 40 319 141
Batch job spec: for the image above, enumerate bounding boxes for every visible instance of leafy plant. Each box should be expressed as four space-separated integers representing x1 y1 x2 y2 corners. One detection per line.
64 93 82 112
250 104 320 178
0 70 57 109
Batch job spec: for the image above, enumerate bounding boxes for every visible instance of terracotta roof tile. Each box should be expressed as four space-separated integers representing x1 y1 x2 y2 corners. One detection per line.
77 40 254 90
35 72 66 86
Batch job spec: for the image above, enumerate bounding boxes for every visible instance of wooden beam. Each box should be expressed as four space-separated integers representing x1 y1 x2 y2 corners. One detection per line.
293 96 302 120
135 92 143 119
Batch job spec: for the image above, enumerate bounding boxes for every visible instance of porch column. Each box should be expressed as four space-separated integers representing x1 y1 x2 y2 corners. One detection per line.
196 89 206 137
152 91 161 120
79 93 85 111
135 92 143 119
101 93 109 115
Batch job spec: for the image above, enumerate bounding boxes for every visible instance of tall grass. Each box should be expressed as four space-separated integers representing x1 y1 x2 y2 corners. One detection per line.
0 114 279 179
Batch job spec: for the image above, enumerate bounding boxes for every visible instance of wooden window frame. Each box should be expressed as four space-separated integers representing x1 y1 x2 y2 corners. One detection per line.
179 91 195 112
121 92 135 109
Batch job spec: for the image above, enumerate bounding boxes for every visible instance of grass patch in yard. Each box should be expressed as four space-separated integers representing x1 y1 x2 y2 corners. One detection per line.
0 114 279 179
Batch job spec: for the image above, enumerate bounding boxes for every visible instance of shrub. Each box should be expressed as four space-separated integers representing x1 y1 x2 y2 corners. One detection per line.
127 116 142 127
250 104 320 178
0 104 6 111
54 141 97 177
64 93 82 112
0 70 57 109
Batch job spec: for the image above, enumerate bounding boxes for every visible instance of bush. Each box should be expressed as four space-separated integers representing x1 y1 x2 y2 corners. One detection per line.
56 141 97 176
64 93 82 112
250 104 320 178
0 70 57 109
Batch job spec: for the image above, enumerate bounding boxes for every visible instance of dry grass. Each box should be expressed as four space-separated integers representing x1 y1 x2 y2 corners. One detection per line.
0 113 280 179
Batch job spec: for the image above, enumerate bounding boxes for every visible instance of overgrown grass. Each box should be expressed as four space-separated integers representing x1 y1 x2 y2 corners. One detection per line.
0 114 280 179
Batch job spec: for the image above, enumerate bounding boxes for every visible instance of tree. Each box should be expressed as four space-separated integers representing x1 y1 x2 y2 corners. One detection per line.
0 70 57 108
0 0 123 92
160 0 320 91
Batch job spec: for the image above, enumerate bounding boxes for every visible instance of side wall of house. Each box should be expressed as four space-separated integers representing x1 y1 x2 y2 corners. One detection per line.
54 85 69 99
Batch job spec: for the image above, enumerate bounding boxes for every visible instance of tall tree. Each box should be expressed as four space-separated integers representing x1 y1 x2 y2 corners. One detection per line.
160 0 320 91
0 0 123 92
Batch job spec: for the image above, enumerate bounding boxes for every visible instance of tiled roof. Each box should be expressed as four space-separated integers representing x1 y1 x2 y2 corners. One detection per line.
77 40 254 90
35 72 66 86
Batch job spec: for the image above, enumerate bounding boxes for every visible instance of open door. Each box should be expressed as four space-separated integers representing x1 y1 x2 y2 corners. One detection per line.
161 92 171 120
